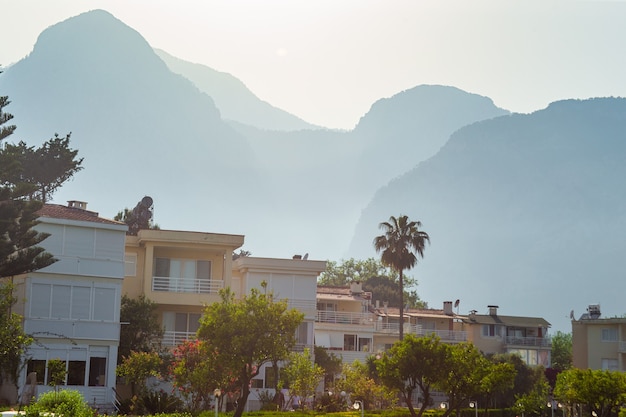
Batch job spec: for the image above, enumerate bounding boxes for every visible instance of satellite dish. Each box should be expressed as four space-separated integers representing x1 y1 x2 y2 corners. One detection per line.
454 299 460 308
303 253 309 260
141 196 153 208
570 310 575 320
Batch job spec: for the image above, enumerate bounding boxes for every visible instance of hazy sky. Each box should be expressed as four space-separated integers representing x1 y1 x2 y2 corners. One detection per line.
2 0 626 129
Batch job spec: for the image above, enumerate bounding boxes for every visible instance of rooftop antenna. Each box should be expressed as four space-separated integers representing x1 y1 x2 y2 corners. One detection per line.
454 299 460 314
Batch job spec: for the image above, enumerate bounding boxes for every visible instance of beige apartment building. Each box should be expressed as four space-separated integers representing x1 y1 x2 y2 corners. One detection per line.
572 304 625 371
314 289 552 368
459 305 552 367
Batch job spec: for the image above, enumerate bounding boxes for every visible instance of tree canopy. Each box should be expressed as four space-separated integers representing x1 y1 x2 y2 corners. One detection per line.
554 368 626 417
0 93 82 278
197 287 304 417
377 334 448 417
318 258 426 308
550 331 573 372
0 283 33 388
374 215 429 340
118 294 164 362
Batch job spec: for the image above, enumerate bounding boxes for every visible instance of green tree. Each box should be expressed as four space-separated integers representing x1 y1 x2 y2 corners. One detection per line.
436 343 515 417
47 359 67 391
550 331 572 371
197 287 304 417
169 339 230 412
0 135 83 202
314 345 342 389
280 348 324 410
554 368 626 417
318 258 395 286
116 351 162 397
319 258 426 308
119 295 164 362
1 94 82 278
488 353 546 408
515 378 551 417
335 360 397 410
0 282 33 390
377 334 449 417
374 215 430 340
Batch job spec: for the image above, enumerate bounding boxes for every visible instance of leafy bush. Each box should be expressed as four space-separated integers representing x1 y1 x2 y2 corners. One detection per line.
141 389 185 414
25 389 94 417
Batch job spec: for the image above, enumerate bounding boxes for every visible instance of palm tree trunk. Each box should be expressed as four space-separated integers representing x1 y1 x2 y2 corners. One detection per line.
399 269 404 340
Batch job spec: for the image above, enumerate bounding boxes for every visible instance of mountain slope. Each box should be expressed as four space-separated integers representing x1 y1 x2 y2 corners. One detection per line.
155 49 319 131
0 9 259 233
348 98 626 331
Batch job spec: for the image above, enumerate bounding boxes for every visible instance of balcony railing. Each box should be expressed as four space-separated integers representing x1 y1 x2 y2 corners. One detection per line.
504 336 551 347
317 311 374 326
162 330 196 347
373 323 467 341
152 276 223 294
416 328 468 342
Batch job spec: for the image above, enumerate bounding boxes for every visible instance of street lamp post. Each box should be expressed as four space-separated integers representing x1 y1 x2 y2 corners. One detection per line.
214 389 221 417
547 401 554 417
470 401 478 417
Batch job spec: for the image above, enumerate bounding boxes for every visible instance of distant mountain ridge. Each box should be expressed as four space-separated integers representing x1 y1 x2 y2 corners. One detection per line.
348 97 626 332
155 49 319 131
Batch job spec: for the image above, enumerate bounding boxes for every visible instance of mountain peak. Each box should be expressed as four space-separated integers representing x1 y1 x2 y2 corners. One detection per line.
29 9 163 74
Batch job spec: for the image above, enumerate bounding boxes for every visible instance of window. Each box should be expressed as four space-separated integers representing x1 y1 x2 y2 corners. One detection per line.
602 328 618 342
317 302 336 311
125 254 137 277
67 361 86 385
94 288 116 321
296 322 309 345
344 334 356 351
482 324 499 337
89 357 107 386
358 337 372 352
26 360 46 385
163 312 201 334
264 366 282 389
154 258 212 293
29 282 116 322
601 358 618 370
31 284 51 318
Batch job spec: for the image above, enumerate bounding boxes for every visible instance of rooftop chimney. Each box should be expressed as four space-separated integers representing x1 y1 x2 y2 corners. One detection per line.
350 281 363 295
488 305 499 316
67 200 88 210
443 301 453 315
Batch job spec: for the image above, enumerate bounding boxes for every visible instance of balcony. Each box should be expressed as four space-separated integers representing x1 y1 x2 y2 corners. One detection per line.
373 323 467 342
416 328 467 342
504 336 551 347
317 311 374 326
162 330 196 347
152 276 223 294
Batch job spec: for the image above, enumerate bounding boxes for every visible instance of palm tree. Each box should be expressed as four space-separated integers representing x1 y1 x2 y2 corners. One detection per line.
374 215 429 340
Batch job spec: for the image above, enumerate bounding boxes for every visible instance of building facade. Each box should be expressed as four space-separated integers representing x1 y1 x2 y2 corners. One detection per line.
460 305 551 366
572 304 625 371
10 201 127 409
